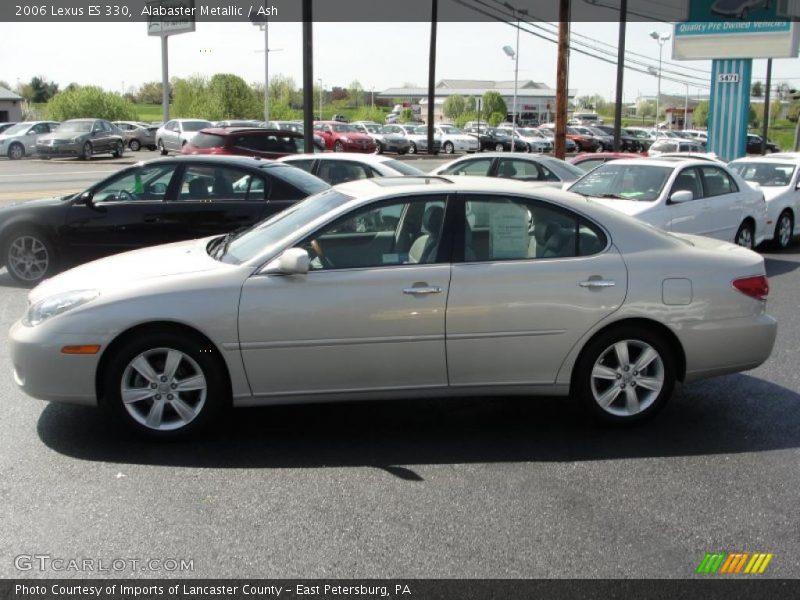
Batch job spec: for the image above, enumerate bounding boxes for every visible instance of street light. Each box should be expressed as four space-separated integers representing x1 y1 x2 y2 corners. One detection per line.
502 3 528 145
649 30 671 134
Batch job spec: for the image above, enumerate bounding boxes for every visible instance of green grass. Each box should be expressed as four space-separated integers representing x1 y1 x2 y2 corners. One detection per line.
134 104 165 122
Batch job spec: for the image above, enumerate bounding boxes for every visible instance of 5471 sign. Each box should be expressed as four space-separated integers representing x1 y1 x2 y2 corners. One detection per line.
717 73 740 83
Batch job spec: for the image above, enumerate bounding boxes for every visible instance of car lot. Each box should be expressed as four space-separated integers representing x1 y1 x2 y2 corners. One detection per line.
0 158 798 577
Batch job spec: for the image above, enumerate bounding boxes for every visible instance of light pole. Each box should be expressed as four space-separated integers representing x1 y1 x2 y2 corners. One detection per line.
371 86 374 109
649 30 671 134
317 78 323 121
502 4 527 145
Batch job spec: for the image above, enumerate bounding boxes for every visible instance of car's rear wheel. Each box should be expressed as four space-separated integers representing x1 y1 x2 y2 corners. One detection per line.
735 220 755 249
103 331 228 439
574 325 676 425
374 141 383 154
112 140 124 158
158 139 168 156
129 139 141 151
443 141 454 154
3 229 57 286
7 142 24 160
774 210 794 250
334 141 345 152
81 142 93 161
408 142 417 154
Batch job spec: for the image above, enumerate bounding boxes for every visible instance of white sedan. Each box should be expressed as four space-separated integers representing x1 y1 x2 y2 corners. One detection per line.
729 156 799 249
278 153 424 185
568 158 768 248
9 177 776 438
429 153 585 188
435 125 480 154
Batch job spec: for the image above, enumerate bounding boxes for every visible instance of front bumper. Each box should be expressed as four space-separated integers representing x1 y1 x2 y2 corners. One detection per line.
343 140 377 153
36 142 82 156
383 140 411 153
9 320 104 406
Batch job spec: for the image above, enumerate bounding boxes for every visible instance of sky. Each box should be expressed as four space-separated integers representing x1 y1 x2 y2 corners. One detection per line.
1 20 799 101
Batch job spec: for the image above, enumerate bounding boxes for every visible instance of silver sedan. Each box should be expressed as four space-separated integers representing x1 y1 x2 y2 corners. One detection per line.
430 153 585 188
9 177 777 438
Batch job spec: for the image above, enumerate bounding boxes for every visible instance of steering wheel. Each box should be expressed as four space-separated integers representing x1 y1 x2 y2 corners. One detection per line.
309 239 335 269
117 189 136 201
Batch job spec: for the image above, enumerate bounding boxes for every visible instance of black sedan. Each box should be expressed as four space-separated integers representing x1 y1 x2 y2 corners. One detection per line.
746 134 780 154
0 156 329 285
593 125 646 153
463 126 526 152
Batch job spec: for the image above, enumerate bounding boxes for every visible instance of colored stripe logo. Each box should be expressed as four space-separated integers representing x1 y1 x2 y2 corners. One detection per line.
697 552 774 574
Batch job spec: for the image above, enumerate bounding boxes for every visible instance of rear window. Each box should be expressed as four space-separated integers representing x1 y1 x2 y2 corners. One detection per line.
268 164 330 195
190 133 226 149
382 160 424 176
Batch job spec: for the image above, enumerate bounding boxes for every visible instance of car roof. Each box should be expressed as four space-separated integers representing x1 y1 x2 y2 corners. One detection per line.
198 127 301 136
573 152 641 160
135 155 295 170
729 155 800 164
603 157 713 168
281 152 392 165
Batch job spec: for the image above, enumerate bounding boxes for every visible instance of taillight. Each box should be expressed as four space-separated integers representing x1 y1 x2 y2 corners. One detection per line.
732 275 769 301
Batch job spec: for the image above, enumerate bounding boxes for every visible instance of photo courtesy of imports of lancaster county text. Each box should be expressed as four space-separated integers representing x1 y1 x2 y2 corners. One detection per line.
2 0 800 596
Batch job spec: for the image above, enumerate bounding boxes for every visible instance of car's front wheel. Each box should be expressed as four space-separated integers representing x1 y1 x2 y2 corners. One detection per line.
129 139 141 151
574 326 676 425
158 139 168 156
112 140 124 158
443 141 454 154
774 210 794 250
3 229 57 286
495 143 504 152
7 142 24 160
334 141 345 152
103 331 228 439
81 142 93 161
408 142 417 154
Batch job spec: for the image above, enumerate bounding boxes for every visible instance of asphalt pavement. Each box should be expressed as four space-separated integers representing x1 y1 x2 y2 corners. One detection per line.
0 159 798 579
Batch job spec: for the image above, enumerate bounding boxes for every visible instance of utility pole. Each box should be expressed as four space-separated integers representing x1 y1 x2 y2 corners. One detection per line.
555 0 570 159
762 59 772 155
427 0 438 154
302 0 313 153
613 0 627 151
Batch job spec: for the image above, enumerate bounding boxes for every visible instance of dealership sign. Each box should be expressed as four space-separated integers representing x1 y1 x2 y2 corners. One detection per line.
146 0 196 36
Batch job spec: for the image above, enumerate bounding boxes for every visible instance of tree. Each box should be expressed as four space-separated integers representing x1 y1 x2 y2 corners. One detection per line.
136 81 168 104
207 73 261 120
482 91 507 121
465 97 477 113
0 80 10 91
269 75 299 107
748 105 758 128
46 86 138 121
29 76 59 103
348 80 364 107
751 81 764 97
693 101 709 127
487 111 505 127
443 95 466 120
398 108 415 123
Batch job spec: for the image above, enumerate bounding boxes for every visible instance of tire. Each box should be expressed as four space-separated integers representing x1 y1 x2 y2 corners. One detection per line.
112 140 125 158
3 228 57 286
734 220 755 249
129 139 141 152
773 210 794 250
408 142 417 155
375 142 383 154
573 325 676 425
102 330 228 439
7 142 24 160
525 143 532 153
158 139 168 156
495 143 504 152
443 141 454 154
80 142 93 161
334 141 345 152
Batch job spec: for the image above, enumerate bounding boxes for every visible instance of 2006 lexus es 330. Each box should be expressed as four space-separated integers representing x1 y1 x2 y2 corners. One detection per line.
9 176 777 438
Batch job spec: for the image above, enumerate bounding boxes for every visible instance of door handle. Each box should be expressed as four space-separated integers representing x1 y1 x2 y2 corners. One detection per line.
579 279 615 288
403 286 442 295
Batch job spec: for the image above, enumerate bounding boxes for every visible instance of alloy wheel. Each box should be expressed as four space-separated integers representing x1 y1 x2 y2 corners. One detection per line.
120 347 208 431
8 143 24 160
7 235 49 282
590 339 665 417
735 223 754 249
776 212 793 249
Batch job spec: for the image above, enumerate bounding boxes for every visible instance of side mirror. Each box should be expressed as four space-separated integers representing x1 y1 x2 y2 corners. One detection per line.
76 191 94 206
669 190 694 204
262 248 309 276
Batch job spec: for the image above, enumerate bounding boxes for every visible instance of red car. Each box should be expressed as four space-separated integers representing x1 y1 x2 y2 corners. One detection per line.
569 152 643 172
182 127 323 159
313 121 377 153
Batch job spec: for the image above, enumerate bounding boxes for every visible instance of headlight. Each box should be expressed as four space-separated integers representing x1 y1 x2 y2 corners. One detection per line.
23 290 99 327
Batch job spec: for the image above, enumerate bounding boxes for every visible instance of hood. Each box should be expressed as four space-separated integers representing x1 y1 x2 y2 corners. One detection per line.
587 196 655 217
338 132 372 141
180 131 201 141
0 194 74 212
30 238 227 303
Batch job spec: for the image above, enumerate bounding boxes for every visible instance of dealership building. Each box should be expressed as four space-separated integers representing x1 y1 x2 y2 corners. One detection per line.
0 87 23 123
378 79 576 123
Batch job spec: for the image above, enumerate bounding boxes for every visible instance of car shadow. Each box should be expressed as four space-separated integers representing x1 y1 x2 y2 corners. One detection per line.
37 374 800 477
0 269 30 289
764 254 800 277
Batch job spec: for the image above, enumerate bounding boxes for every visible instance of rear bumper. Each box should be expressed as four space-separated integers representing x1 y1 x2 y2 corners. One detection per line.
682 313 777 382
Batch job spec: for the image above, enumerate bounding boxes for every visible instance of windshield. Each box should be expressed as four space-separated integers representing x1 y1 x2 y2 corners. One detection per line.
540 157 585 179
412 126 429 135
58 121 93 133
729 161 796 187
2 122 34 135
364 125 380 133
182 120 212 132
219 190 352 264
569 164 672 202
331 124 358 133
270 165 330 195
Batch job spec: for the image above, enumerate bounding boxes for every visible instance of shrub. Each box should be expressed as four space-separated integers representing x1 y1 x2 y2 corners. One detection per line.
46 86 138 121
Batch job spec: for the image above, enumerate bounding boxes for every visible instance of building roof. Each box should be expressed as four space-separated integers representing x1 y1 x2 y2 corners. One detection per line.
380 79 567 99
0 87 22 101
436 79 550 90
